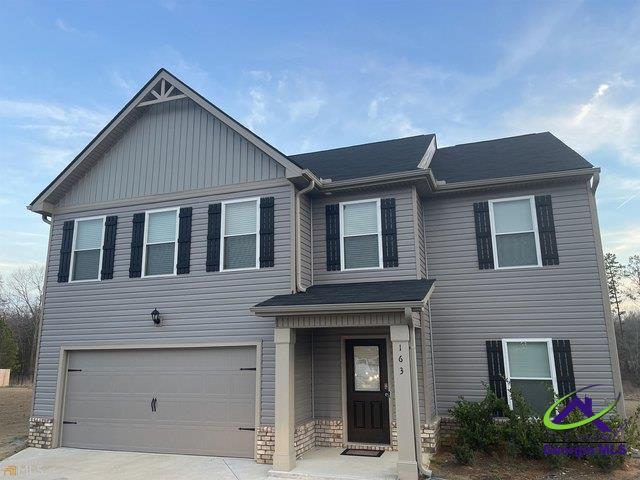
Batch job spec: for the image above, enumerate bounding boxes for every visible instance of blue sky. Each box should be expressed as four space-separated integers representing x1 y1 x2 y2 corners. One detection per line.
1 0 639 275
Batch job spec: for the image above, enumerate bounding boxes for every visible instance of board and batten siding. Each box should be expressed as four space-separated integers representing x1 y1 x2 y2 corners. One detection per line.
34 182 293 425
424 179 615 413
57 98 285 208
312 186 421 284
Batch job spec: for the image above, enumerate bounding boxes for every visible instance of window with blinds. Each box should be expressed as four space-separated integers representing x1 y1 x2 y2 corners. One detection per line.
503 339 558 415
340 199 382 270
144 209 178 276
71 217 105 281
222 199 259 270
489 197 542 268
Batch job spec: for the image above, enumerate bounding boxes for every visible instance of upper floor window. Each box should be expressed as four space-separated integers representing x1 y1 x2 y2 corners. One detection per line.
222 198 259 271
144 209 178 276
71 217 105 282
340 199 382 270
502 339 558 415
489 197 541 269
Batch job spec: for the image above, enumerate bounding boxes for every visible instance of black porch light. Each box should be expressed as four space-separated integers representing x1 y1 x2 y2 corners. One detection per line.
151 308 162 326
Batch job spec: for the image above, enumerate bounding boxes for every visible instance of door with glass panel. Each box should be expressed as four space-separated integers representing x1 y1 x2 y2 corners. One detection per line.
345 339 390 444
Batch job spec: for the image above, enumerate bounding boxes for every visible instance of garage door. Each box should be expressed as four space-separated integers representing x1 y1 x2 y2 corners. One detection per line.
61 346 257 457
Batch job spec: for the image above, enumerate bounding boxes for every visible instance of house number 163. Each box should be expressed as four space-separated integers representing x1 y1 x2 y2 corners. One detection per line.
398 344 404 374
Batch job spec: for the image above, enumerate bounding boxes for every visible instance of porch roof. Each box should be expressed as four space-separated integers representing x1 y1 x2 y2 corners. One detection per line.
251 279 435 316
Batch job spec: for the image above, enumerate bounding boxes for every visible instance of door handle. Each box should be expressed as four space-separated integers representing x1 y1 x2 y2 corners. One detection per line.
383 383 391 398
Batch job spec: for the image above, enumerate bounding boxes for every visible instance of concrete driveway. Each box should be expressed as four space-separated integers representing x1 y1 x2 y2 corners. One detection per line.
0 448 271 479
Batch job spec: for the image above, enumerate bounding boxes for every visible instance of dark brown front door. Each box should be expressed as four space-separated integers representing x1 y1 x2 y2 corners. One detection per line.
345 339 390 444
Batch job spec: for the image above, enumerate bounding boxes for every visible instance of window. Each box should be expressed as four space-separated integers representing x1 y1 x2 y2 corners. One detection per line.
143 209 178 276
353 345 381 391
489 196 541 268
71 217 105 281
340 199 382 270
221 198 259 270
502 339 558 415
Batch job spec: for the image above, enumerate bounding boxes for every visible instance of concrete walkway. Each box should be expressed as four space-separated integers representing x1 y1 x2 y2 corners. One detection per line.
0 447 271 480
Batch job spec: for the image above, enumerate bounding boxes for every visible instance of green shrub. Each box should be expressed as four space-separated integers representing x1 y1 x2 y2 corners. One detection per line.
503 389 546 459
449 388 507 452
452 444 475 465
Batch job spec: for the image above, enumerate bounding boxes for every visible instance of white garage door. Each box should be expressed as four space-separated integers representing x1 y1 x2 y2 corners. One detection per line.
61 346 257 457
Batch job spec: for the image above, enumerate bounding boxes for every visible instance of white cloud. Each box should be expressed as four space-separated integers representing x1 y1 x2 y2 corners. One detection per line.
55 18 76 33
108 70 135 93
603 227 640 262
289 96 325 121
246 88 267 130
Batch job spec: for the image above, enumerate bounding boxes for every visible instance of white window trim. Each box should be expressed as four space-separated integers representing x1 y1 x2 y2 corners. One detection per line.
501 338 559 411
69 215 106 283
488 195 542 270
141 207 179 278
339 198 383 271
220 197 260 272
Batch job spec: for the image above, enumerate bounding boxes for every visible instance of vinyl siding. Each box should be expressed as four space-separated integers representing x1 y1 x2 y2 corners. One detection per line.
57 98 285 208
295 330 313 423
312 186 420 284
424 179 615 413
415 188 427 278
34 182 293 425
299 194 312 289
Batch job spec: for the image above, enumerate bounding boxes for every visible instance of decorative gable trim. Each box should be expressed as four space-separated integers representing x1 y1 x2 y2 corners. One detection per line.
28 69 302 214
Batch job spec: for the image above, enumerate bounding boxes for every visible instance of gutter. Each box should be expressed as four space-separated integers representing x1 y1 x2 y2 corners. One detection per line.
429 167 599 193
252 300 427 316
295 179 316 292
405 307 432 478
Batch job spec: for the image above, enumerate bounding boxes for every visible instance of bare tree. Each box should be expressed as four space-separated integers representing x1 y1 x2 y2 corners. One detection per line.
1 266 45 374
605 253 626 338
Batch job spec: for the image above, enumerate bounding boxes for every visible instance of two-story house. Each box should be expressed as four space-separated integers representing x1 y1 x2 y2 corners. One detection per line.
27 69 623 480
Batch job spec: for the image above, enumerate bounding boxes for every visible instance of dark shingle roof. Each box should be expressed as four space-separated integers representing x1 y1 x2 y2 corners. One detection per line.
289 134 434 181
255 279 435 308
429 132 593 183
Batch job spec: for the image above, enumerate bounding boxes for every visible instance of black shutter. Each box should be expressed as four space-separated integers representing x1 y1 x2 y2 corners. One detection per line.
177 207 192 275
57 220 74 283
260 197 275 268
100 216 118 280
381 198 399 268
325 204 341 271
129 213 145 278
553 340 576 397
486 340 508 409
474 202 494 269
206 203 222 272
535 195 559 266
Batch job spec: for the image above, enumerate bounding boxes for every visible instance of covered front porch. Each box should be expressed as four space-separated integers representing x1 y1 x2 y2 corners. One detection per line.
252 279 437 480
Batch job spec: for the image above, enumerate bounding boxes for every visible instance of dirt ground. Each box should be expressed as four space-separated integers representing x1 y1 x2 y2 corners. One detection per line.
0 387 32 461
430 450 640 480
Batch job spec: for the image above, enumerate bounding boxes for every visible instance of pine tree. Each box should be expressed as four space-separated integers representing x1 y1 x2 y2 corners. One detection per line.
604 253 625 338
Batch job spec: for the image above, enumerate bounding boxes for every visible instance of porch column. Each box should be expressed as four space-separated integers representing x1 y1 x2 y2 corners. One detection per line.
273 327 296 471
390 325 418 480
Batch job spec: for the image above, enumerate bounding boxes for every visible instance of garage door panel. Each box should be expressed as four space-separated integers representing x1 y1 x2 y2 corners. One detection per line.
61 347 257 458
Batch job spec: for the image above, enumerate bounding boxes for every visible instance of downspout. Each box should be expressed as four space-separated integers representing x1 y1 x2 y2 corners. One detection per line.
405 307 432 478
41 213 51 225
295 180 315 292
427 301 438 415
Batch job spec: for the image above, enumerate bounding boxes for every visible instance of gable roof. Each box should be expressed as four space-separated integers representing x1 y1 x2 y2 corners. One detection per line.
289 134 434 181
428 132 593 183
29 68 302 214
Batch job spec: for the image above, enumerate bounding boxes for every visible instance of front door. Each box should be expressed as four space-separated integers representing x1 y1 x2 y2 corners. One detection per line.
345 339 390 444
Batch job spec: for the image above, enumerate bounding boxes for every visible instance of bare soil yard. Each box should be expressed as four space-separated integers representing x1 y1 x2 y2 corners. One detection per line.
0 387 32 460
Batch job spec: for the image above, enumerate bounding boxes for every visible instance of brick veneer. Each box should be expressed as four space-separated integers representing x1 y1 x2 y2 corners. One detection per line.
28 417 53 449
256 417 442 464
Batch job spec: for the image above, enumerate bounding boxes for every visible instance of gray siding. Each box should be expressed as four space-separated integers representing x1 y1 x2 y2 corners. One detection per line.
424 180 615 413
35 182 293 425
299 194 313 289
415 188 427 278
312 186 420 285
57 98 285 208
295 330 313 423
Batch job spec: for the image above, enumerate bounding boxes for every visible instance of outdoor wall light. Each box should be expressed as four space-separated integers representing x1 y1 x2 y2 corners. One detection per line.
151 308 162 326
